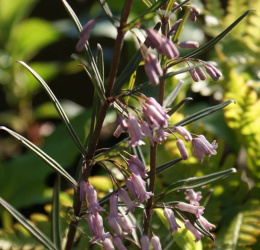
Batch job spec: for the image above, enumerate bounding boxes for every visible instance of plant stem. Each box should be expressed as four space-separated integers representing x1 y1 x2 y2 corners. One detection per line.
65 1 133 248
143 11 168 236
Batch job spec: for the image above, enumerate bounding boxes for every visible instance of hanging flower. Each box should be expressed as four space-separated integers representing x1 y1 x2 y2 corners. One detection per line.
184 220 204 242
176 202 204 218
163 207 181 233
184 189 202 206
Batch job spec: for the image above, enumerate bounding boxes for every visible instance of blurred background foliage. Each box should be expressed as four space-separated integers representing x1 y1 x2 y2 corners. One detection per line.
0 0 260 249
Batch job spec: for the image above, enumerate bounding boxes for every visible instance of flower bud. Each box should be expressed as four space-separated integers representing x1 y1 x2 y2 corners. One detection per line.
168 19 182 36
141 234 149 250
113 235 127 250
163 207 180 233
175 126 192 142
176 139 188 160
184 220 204 242
189 69 200 82
178 41 199 49
195 67 207 80
80 178 87 202
151 234 162 250
102 238 115 250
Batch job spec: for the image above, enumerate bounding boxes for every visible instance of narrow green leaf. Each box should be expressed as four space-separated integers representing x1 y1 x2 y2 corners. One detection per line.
124 0 168 31
161 168 236 200
163 80 184 108
17 61 86 156
167 97 193 116
155 158 182 174
0 126 77 187
172 99 235 127
92 139 129 162
96 43 105 84
51 175 61 249
173 6 191 43
61 0 105 100
99 0 119 27
0 197 56 250
184 9 255 58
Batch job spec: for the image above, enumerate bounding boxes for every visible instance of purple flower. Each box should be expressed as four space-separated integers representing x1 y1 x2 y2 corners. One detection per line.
144 54 163 85
86 213 98 242
192 135 218 163
102 238 115 250
175 126 192 142
127 155 147 178
168 19 182 36
154 129 170 144
195 67 207 80
80 178 87 202
76 19 96 51
184 220 204 242
178 41 199 49
141 235 149 250
86 183 105 213
205 63 222 81
107 217 122 236
163 207 180 233
91 212 110 243
117 114 128 130
176 202 204 218
116 215 134 234
143 97 169 129
127 113 145 147
108 193 121 219
151 234 162 250
141 121 155 146
184 189 202 206
126 177 138 199
199 216 216 231
189 7 200 22
189 69 200 82
131 173 153 202
146 29 162 49
176 139 188 160
112 235 127 250
118 187 139 214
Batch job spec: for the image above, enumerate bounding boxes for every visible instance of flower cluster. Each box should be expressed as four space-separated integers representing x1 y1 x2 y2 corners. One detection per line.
164 188 215 242
173 126 218 163
113 96 170 146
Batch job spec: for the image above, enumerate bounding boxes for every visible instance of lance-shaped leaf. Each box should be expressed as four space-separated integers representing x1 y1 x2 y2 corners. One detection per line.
0 197 56 250
171 99 235 127
159 168 236 201
184 9 255 59
163 80 184 108
91 139 129 162
0 126 77 187
167 97 193 116
124 0 168 31
51 175 61 249
99 0 119 27
61 0 105 100
17 61 86 156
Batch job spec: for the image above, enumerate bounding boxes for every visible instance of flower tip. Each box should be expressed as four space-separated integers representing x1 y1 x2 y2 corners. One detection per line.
231 168 237 173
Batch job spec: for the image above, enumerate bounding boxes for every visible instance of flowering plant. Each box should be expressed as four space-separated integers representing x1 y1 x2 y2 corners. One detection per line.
0 0 255 249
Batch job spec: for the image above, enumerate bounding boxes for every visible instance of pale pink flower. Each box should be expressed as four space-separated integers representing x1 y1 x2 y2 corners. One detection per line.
127 155 147 178
127 113 145 147
113 125 123 138
131 174 153 202
91 212 110 243
86 213 98 242
102 238 115 250
192 135 218 163
116 215 134 234
189 7 200 22
175 126 192 142
178 41 199 49
144 54 163 85
146 29 162 49
86 183 105 213
151 234 162 250
141 234 149 250
205 63 222 81
184 220 204 242
154 129 171 144
126 177 138 199
163 207 180 233
176 202 204 218
107 217 122 236
118 187 139 214
108 193 121 219
112 235 127 250
176 139 188 160
141 121 155 146
184 189 202 206
199 216 216 231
